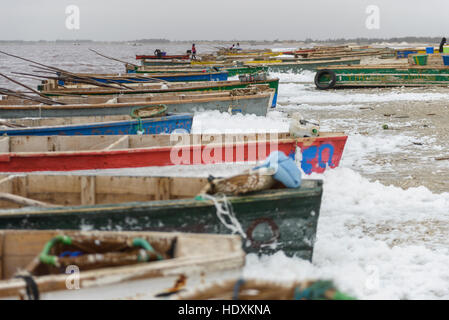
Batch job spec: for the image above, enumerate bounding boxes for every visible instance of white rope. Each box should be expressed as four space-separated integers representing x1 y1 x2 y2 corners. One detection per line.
201 193 247 239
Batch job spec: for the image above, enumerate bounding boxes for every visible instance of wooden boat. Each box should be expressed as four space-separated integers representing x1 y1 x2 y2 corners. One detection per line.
0 132 347 174
136 54 190 60
178 278 355 300
39 78 280 108
140 59 191 66
0 113 193 136
253 58 361 73
0 174 323 259
190 60 232 66
314 64 449 89
50 71 229 85
244 59 283 65
128 65 268 77
0 230 245 300
0 87 275 118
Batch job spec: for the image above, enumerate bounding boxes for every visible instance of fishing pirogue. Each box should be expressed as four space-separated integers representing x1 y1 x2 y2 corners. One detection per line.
0 86 275 117
127 64 268 77
314 64 449 89
0 170 323 259
51 70 230 83
0 111 193 136
38 77 280 107
0 230 245 300
178 278 355 300
0 132 347 174
247 57 362 73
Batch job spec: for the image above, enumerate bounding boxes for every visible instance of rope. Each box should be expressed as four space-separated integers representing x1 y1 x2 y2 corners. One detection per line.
293 281 355 300
200 193 247 239
14 274 40 300
232 279 246 300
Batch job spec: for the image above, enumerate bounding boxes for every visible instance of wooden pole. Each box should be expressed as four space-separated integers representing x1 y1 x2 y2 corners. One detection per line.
0 73 65 105
89 48 138 67
0 192 57 208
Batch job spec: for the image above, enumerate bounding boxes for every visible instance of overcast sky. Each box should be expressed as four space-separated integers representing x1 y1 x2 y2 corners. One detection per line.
2 0 449 41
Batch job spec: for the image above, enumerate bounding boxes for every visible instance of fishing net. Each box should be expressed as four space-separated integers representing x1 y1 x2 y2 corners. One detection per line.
130 104 167 119
199 167 277 197
27 234 167 276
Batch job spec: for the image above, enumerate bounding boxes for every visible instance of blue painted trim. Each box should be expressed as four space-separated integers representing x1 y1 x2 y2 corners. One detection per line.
0 114 193 136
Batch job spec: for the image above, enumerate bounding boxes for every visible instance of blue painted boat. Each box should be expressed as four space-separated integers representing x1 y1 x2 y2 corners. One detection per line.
0 114 192 136
57 71 229 86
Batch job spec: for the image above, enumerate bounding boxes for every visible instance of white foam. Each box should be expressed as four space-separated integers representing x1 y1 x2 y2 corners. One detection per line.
244 167 449 299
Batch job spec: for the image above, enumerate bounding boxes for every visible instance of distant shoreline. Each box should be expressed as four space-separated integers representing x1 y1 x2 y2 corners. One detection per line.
0 37 443 45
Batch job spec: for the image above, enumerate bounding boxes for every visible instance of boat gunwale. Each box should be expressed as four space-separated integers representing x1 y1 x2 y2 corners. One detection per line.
0 91 275 110
0 179 323 217
0 133 347 158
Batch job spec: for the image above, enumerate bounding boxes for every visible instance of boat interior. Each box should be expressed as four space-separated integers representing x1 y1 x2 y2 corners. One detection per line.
0 173 319 209
0 229 243 299
0 174 209 208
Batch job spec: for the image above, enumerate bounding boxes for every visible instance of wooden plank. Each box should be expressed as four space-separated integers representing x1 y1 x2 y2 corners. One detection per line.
95 176 157 196
0 137 9 153
103 136 129 151
170 178 207 197
26 175 80 194
155 178 171 200
80 176 96 206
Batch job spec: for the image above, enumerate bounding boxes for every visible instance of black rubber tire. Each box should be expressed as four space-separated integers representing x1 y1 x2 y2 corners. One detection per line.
315 69 337 90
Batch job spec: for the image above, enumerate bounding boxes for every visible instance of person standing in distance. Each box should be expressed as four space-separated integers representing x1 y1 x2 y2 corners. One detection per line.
439 37 447 53
191 44 197 60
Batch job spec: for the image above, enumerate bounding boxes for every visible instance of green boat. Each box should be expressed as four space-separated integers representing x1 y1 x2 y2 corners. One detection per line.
257 58 361 74
315 64 449 89
0 174 323 260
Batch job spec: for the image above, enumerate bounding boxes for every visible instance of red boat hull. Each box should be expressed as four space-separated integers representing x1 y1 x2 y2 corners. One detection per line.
0 136 347 174
136 54 190 60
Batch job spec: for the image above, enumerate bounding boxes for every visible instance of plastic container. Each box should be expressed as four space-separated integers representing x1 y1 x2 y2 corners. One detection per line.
426 47 434 54
413 55 428 66
442 55 449 66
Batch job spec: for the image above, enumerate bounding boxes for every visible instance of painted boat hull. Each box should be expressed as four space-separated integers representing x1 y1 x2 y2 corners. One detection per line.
141 59 191 66
136 54 190 60
131 66 268 77
0 134 347 174
0 114 193 136
265 59 361 73
0 230 244 300
0 180 323 260
316 65 449 88
0 94 273 118
60 72 229 84
41 79 280 108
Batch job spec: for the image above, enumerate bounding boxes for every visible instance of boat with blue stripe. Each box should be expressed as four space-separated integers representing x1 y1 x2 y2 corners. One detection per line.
0 113 192 136
56 71 229 85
